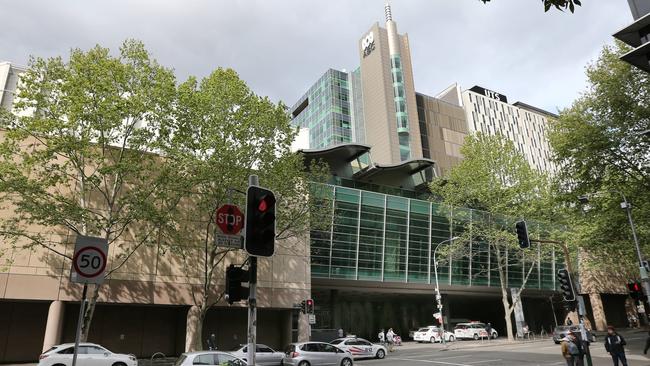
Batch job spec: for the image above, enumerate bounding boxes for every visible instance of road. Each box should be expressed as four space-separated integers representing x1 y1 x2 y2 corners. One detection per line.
358 332 650 366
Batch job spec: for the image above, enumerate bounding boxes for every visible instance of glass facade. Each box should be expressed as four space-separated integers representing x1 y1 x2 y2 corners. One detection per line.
290 69 353 148
311 183 559 291
390 55 411 161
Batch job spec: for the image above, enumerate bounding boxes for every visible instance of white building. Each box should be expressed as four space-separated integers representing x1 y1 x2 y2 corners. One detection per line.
461 85 557 174
0 61 26 112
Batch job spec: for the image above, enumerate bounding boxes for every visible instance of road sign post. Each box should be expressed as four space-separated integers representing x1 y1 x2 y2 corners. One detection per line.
70 235 108 366
215 204 244 249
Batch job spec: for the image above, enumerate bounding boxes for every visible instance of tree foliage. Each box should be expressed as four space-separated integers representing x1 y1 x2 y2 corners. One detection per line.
479 0 582 13
430 133 555 340
549 41 650 272
158 68 329 351
0 40 178 340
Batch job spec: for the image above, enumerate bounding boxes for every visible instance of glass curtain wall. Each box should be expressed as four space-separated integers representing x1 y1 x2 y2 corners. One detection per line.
310 183 559 290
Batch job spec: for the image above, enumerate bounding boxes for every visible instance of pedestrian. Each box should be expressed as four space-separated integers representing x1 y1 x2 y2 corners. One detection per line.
566 332 585 366
386 328 395 352
206 333 216 350
604 326 628 366
378 329 385 345
561 336 576 366
337 328 344 338
485 323 493 340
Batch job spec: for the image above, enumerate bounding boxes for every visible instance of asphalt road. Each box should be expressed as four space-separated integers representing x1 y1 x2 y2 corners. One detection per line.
356 331 650 366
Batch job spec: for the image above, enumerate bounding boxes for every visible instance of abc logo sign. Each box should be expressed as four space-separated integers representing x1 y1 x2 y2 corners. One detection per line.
362 32 375 57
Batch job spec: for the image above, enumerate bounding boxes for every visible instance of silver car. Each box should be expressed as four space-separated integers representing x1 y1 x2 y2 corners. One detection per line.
229 344 284 366
282 342 353 366
174 351 246 366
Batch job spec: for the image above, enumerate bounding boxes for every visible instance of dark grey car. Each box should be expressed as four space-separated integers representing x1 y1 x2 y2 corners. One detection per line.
282 342 353 366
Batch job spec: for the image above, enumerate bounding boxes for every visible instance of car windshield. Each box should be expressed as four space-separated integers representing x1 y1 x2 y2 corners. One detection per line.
329 339 343 344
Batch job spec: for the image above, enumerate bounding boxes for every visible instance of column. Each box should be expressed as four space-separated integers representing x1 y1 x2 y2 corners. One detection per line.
589 293 607 331
298 313 310 342
185 305 201 352
42 301 64 352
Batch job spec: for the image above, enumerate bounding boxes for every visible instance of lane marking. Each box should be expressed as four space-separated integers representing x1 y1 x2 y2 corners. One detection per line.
466 360 502 365
392 358 471 365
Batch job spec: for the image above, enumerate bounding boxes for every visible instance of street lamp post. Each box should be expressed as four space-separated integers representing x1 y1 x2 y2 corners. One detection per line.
433 236 459 343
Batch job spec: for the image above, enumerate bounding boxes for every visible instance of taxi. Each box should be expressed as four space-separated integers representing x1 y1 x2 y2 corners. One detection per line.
453 322 496 340
413 326 455 343
329 337 386 360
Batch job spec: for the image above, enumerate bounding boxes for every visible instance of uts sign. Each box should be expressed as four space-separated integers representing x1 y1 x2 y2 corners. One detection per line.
469 85 508 103
362 32 375 58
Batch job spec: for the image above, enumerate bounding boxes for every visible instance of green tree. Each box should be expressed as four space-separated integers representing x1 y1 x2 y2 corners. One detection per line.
479 0 582 12
430 133 554 341
0 40 179 341
549 41 650 272
158 68 330 351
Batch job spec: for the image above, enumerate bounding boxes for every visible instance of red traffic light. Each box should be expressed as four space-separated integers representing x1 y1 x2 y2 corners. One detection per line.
306 299 313 306
258 199 268 212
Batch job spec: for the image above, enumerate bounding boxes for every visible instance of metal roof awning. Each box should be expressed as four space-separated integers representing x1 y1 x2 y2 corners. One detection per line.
299 143 371 168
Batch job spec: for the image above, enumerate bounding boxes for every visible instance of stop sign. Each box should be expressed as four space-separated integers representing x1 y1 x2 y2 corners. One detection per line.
216 204 244 235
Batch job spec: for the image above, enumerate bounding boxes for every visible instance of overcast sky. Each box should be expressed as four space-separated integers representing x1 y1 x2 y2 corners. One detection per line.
0 0 633 113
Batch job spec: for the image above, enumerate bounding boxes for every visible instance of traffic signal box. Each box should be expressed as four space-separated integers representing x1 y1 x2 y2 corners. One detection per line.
557 268 577 311
245 186 276 257
515 220 530 249
299 299 315 314
225 265 249 305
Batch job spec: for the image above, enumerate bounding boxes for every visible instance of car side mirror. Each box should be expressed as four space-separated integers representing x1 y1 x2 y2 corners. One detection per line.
104 352 110 357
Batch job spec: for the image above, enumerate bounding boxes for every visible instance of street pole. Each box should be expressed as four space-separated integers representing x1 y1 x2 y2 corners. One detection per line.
433 236 459 344
247 175 258 366
71 284 88 366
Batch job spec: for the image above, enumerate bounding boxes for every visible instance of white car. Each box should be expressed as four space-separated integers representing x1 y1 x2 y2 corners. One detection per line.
38 343 137 366
453 322 497 340
174 351 246 366
329 337 386 360
229 344 284 365
413 326 455 343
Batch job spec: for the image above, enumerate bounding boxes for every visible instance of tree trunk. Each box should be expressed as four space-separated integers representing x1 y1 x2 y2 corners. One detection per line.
185 305 205 352
80 284 101 342
501 293 514 341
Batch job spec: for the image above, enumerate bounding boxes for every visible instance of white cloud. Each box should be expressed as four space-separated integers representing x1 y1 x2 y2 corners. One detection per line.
0 0 633 112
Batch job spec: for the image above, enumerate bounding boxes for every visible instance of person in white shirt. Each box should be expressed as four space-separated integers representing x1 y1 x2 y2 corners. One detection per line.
378 329 385 345
386 328 395 352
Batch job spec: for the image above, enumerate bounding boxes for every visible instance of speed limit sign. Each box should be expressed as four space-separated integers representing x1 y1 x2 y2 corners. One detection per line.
70 235 108 284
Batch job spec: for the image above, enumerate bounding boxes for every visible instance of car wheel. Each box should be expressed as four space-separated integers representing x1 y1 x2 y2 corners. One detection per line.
473 333 479 340
53 364 66 366
492 332 498 339
376 349 386 359
340 357 353 366
448 335 455 342
430 336 436 343
298 361 310 366
112 363 127 366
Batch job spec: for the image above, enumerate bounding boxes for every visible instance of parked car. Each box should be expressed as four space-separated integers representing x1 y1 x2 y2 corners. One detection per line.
453 322 497 340
38 343 137 366
552 325 596 344
229 344 283 366
413 326 456 343
282 342 353 366
174 351 246 366
329 337 386 359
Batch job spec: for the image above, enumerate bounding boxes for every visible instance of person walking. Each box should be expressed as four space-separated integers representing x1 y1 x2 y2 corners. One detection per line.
561 336 577 366
485 323 493 340
386 328 395 352
378 329 385 345
604 326 628 366
206 333 216 350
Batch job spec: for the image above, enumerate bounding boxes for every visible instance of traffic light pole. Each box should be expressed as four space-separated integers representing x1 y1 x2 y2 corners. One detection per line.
247 175 258 366
532 239 592 366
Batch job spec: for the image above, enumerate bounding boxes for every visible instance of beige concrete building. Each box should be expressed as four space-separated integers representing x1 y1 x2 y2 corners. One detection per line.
0 129 312 363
